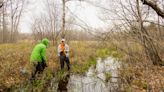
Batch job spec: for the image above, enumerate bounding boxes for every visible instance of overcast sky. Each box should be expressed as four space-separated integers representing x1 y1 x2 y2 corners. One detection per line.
19 0 109 33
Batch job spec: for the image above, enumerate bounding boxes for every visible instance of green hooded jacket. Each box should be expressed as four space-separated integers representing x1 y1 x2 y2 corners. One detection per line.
30 38 49 63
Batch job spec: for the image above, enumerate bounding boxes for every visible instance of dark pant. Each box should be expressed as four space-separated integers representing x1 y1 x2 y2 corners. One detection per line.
31 61 46 78
60 53 70 70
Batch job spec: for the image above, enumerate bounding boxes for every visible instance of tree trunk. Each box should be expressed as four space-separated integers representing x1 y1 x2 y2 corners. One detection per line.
61 0 66 38
2 3 6 43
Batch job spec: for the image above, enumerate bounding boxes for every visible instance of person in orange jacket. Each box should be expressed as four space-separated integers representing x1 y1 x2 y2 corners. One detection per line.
57 39 70 70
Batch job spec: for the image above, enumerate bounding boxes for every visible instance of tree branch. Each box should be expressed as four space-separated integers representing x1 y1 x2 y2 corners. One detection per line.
140 0 164 18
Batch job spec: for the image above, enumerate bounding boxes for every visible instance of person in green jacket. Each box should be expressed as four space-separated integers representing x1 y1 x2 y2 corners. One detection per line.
30 38 49 79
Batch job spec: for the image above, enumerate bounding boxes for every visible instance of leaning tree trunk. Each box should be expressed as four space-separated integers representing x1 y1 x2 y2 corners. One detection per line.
140 0 164 18
136 0 162 65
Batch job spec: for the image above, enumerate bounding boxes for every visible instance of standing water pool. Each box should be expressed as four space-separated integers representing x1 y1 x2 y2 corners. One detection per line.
67 57 121 92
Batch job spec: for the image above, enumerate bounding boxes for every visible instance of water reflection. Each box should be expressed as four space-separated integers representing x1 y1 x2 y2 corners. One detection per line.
67 57 121 92
57 73 70 92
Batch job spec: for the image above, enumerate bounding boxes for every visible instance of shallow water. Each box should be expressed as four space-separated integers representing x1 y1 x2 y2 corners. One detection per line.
67 57 121 92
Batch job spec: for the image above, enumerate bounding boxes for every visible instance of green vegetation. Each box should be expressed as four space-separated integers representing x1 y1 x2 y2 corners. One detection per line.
123 85 132 92
96 47 123 59
56 70 65 81
71 57 97 74
132 80 148 89
32 80 45 91
105 72 112 82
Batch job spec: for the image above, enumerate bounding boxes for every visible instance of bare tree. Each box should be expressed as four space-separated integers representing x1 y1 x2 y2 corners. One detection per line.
95 0 163 65
61 0 86 38
46 0 61 45
136 0 162 65
31 0 91 42
9 0 26 42
31 0 62 44
0 0 27 43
